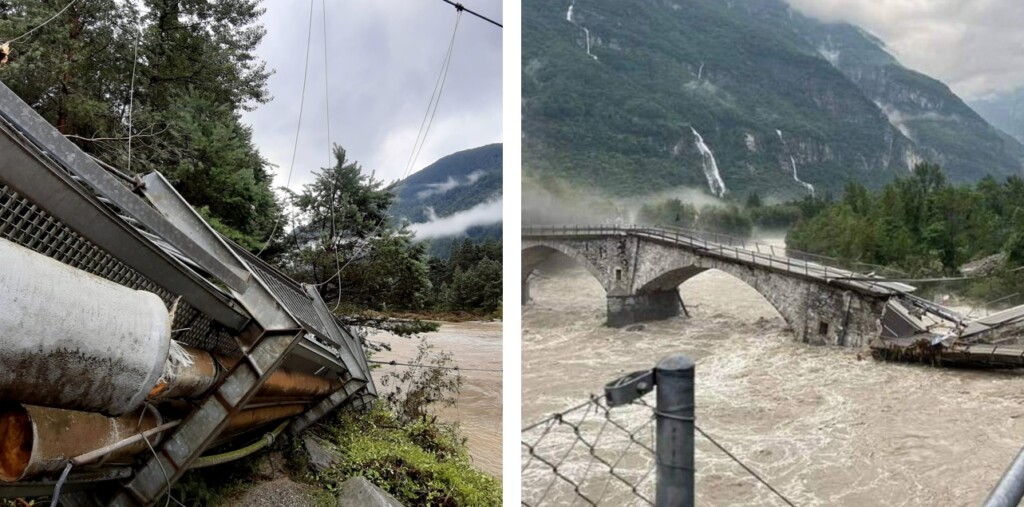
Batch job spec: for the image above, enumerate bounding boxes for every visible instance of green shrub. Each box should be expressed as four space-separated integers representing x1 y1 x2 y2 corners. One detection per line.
304 407 501 507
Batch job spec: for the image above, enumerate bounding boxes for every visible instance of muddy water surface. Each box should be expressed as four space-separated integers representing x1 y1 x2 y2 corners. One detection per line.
523 266 1024 506
373 321 502 479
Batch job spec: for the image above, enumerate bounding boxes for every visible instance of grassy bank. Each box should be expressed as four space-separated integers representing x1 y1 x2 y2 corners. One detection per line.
293 406 501 506
167 404 499 506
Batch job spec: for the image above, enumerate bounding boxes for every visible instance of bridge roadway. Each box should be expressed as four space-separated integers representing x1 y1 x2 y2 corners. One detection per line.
522 225 916 347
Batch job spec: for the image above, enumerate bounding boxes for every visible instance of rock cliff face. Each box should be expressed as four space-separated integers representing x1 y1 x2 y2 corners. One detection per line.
522 0 1024 199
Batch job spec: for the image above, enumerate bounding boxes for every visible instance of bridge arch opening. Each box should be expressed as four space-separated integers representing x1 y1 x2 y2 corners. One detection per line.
522 245 607 311
522 245 607 289
637 267 791 330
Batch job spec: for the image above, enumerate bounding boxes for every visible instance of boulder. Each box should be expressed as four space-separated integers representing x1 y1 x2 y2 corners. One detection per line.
337 476 404 507
303 435 338 473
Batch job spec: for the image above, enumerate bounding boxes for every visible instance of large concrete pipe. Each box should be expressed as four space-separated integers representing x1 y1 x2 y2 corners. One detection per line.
149 345 342 401
0 239 171 415
0 403 162 482
0 403 308 482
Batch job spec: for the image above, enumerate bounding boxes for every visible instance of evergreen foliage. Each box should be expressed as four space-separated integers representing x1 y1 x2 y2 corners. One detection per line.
280 148 502 317
391 144 503 257
0 0 280 248
786 163 1024 300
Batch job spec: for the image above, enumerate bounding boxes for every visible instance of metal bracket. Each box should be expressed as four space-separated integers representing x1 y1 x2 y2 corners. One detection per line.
112 327 304 506
605 369 655 407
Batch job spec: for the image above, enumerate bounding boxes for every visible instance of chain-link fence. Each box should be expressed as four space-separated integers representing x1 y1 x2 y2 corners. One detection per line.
521 354 797 507
522 394 658 506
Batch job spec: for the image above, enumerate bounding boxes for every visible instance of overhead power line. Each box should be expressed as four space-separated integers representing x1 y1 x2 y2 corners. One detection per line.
369 359 502 373
257 0 317 257
1 0 79 45
438 0 502 28
317 7 464 300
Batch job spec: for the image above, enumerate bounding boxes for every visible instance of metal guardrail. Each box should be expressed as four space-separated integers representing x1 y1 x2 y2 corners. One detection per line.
522 354 794 507
984 446 1024 507
523 224 906 296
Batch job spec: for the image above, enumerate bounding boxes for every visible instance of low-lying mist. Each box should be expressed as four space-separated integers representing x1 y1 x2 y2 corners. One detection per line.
522 174 796 242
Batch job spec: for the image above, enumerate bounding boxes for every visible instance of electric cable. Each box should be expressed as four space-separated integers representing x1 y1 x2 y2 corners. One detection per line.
1 0 79 45
257 0 316 257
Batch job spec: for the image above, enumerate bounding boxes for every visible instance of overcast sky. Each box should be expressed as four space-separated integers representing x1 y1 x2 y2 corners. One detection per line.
784 0 1024 100
243 1 502 193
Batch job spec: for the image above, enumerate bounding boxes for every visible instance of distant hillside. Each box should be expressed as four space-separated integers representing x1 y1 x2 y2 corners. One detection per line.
971 89 1024 144
522 0 1024 200
392 144 503 257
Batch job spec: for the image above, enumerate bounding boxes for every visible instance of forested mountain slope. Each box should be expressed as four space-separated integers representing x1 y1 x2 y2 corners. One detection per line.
392 144 502 256
522 0 1024 199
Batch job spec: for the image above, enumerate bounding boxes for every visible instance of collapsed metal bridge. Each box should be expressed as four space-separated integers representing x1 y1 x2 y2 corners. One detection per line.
0 80 375 505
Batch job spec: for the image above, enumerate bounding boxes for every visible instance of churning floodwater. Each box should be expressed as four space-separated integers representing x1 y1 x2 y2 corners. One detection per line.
522 264 1024 506
372 321 503 479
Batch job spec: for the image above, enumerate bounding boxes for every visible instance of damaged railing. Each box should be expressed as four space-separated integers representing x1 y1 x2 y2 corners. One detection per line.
521 354 795 507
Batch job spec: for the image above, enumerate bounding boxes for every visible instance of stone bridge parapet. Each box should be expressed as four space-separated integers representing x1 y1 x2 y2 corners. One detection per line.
523 226 905 347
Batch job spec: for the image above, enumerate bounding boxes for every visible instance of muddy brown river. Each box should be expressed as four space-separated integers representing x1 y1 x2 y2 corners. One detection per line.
372 321 502 479
522 265 1024 506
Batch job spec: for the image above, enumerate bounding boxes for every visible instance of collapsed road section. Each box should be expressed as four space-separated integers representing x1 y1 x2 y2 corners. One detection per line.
0 79 375 505
873 294 1024 367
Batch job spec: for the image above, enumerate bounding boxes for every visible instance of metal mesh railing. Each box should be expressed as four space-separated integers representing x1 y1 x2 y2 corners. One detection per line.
522 395 657 506
522 357 798 507
0 182 238 354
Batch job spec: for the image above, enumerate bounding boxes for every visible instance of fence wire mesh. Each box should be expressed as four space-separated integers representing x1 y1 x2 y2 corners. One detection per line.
521 395 658 506
522 390 800 507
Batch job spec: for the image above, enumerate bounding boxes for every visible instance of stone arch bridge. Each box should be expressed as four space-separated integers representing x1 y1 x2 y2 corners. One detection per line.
522 225 916 347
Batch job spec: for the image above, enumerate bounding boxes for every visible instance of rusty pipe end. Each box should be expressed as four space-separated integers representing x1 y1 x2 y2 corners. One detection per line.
0 403 32 482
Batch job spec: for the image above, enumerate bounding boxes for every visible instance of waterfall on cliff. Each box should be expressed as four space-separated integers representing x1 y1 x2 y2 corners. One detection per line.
565 0 597 60
777 130 815 196
690 127 727 197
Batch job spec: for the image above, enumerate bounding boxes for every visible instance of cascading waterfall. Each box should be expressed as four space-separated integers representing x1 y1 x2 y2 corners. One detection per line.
776 130 815 196
565 0 597 60
789 156 815 196
690 127 727 197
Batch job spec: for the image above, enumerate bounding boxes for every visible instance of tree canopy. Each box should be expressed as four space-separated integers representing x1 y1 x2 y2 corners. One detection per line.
0 0 279 249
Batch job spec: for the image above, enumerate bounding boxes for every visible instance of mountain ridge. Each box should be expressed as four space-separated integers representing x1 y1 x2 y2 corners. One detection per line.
392 143 503 256
522 0 1024 199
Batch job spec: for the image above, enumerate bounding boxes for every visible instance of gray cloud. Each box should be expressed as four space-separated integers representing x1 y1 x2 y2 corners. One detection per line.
784 0 1024 99
410 196 503 239
242 1 502 193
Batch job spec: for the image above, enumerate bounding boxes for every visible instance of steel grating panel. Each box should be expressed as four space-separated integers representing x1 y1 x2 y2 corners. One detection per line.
248 262 334 342
0 183 238 355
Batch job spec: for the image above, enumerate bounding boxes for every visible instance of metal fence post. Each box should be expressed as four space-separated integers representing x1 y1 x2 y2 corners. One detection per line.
983 444 1024 507
655 355 695 507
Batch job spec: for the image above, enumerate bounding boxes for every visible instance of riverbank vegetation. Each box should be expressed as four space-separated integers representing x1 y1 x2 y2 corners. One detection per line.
785 163 1024 302
286 342 500 506
636 193 827 237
